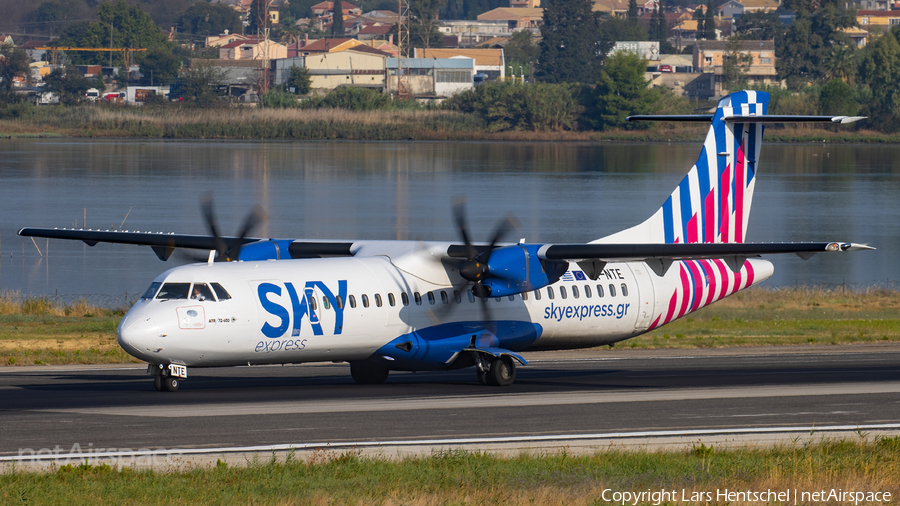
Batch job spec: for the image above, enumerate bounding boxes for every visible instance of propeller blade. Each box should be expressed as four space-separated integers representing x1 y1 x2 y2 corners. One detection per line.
227 205 268 261
200 194 227 258
481 214 520 266
452 195 477 261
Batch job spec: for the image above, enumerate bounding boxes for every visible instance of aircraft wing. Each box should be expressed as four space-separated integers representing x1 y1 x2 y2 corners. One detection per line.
17 228 354 261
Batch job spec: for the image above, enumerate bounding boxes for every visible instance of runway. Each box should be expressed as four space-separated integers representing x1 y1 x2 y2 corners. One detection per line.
3 343 900 463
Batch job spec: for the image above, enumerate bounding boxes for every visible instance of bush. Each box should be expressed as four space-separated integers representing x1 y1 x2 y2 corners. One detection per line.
313 86 390 111
259 89 299 109
444 81 583 131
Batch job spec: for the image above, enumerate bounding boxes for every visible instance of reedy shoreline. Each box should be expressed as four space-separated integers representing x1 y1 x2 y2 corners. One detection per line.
2 105 899 143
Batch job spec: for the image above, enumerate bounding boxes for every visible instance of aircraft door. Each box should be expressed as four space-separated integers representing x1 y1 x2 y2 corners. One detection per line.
628 263 655 332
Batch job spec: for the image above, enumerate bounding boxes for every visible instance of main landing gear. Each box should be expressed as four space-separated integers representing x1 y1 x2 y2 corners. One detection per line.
149 363 187 392
349 361 390 384
476 355 516 387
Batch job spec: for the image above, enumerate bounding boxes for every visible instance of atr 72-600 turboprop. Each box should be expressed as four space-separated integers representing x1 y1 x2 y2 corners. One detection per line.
20 91 873 392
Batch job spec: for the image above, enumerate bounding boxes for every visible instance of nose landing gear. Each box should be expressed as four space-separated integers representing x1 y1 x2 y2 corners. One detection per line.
149 363 186 392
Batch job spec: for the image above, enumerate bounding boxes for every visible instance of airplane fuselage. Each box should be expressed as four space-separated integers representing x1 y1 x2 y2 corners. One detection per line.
118 255 774 370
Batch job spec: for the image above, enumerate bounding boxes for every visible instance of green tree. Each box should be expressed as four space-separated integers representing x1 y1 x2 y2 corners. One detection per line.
411 0 448 48
30 0 94 39
537 0 602 83
599 16 648 44
587 50 658 130
286 64 312 94
733 11 782 40
858 27 900 131
694 7 704 38
777 0 856 88
824 44 856 84
503 30 539 64
818 79 857 117
332 0 344 36
704 0 716 40
138 46 181 86
722 37 754 91
0 43 30 100
178 61 228 106
43 65 92 105
627 0 639 22
178 2 242 38
56 0 172 67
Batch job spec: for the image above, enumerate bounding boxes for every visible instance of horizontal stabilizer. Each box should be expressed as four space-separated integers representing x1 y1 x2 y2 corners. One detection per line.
537 242 874 262
627 114 866 124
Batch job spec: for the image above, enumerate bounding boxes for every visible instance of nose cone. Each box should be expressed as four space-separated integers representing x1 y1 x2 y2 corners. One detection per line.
118 308 159 362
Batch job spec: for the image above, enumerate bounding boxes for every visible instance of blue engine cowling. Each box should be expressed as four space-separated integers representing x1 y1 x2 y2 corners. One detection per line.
237 239 295 261
480 244 567 297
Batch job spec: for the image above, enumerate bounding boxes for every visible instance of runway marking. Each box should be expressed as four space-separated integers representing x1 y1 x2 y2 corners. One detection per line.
3 423 900 463
36 381 900 418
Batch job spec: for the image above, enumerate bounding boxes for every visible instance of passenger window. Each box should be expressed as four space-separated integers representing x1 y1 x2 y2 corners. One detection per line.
495 296 502 302
156 283 190 300
560 286 567 299
534 289 541 301
375 294 383 307
454 290 461 304
211 282 232 301
349 295 357 308
522 291 528 301
362 294 370 308
584 285 592 298
621 284 628 296
401 292 409 306
468 290 475 303
322 296 331 310
388 293 396 307
427 292 435 305
508 295 515 301
572 286 580 299
441 291 449 304
547 287 555 300
310 296 317 310
141 282 161 300
414 292 422 305
596 284 604 297
335 295 344 309
609 284 616 297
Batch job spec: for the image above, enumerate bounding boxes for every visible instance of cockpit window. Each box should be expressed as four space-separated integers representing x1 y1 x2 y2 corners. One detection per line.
191 283 215 301
156 283 190 300
141 282 162 300
211 283 231 301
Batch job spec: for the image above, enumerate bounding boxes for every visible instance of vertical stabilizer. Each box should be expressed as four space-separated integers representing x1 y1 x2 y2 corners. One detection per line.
595 90 769 245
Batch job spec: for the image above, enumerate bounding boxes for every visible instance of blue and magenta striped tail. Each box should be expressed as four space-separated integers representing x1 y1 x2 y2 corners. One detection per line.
595 90 769 246
661 91 767 244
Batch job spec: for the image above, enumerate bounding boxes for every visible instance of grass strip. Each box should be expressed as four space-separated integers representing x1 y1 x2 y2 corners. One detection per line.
1 286 898 366
2 438 898 504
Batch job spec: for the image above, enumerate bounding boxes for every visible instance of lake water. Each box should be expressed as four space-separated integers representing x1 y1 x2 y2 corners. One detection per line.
1 138 898 303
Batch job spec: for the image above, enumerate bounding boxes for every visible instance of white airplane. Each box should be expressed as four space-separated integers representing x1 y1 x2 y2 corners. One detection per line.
19 91 872 392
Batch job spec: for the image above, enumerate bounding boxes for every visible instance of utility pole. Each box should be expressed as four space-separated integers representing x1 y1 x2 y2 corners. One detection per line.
397 0 409 99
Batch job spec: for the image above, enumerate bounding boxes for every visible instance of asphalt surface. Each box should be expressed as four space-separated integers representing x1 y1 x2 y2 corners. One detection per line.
2 344 900 459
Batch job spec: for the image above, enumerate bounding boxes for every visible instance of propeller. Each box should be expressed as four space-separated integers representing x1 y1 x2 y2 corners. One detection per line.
426 197 518 325
187 194 267 262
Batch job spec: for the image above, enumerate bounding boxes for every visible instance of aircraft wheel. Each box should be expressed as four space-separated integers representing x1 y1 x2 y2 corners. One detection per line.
350 362 389 384
153 376 164 392
488 356 516 387
165 377 180 392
